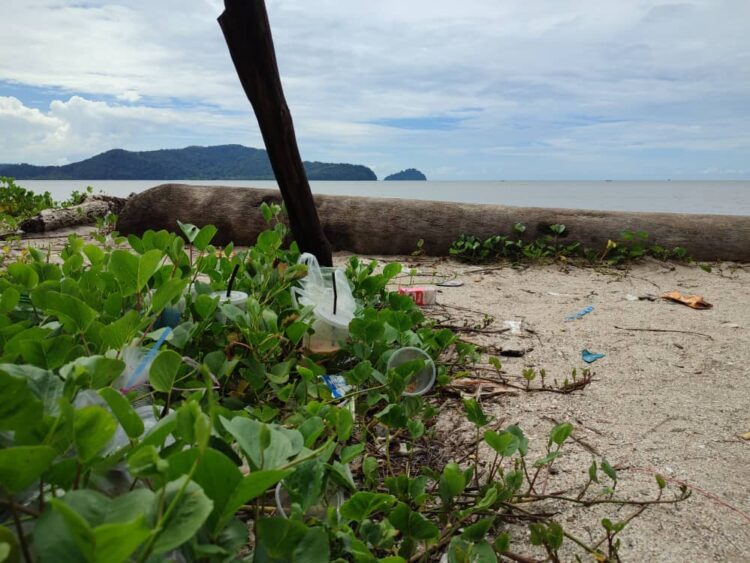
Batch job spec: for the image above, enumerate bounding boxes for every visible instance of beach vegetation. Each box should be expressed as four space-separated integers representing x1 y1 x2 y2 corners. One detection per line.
0 177 56 231
450 224 696 267
0 177 95 232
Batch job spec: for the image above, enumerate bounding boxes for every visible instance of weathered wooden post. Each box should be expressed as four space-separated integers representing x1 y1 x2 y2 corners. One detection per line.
218 0 333 265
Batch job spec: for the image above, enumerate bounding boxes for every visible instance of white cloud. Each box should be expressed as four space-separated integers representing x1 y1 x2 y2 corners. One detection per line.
0 97 68 162
0 95 262 164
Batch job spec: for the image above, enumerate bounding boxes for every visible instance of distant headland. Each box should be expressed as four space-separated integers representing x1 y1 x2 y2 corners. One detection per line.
384 168 427 181
0 144 379 181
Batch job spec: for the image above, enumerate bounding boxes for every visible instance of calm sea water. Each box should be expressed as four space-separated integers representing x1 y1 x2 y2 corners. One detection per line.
18 179 750 216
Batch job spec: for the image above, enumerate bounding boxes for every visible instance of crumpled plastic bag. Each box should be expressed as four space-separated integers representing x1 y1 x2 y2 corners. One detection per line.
292 253 356 352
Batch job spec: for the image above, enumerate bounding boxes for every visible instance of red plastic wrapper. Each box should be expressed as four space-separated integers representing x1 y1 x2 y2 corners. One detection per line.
398 285 437 306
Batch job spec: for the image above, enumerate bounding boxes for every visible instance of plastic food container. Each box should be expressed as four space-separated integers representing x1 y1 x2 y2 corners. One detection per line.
386 347 436 396
306 315 350 354
210 290 248 323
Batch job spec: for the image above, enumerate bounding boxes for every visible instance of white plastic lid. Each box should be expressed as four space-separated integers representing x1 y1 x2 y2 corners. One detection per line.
209 290 248 306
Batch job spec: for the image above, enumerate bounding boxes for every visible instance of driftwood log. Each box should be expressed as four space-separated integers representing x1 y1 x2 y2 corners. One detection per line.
20 195 126 233
218 0 333 265
117 184 750 262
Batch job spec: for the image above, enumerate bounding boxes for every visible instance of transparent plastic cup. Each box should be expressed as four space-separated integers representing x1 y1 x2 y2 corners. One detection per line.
210 290 248 323
386 347 436 396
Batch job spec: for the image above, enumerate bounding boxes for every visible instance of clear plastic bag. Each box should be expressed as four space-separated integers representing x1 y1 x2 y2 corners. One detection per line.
292 253 356 352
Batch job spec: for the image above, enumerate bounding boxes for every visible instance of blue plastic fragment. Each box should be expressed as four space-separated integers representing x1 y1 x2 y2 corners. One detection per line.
581 349 605 363
124 327 173 390
155 306 182 329
321 374 352 399
565 305 594 321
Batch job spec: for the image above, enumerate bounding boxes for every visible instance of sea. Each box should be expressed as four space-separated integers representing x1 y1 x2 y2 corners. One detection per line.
17 180 750 216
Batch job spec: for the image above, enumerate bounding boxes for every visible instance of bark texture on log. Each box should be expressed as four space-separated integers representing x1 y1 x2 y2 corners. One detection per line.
117 184 750 262
218 0 332 265
20 195 126 233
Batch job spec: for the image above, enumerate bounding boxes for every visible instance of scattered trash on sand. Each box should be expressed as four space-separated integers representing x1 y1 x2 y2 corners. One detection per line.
502 320 523 334
437 279 464 287
661 290 713 309
581 349 606 363
398 285 438 306
625 294 639 301
565 305 594 321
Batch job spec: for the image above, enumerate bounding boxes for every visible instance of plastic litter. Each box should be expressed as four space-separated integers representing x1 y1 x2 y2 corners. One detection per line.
661 290 713 310
398 285 437 306
119 327 172 392
386 347 436 396
109 404 164 453
437 279 464 287
149 292 185 330
211 290 249 323
565 305 594 321
502 320 523 335
155 305 183 329
625 294 639 301
321 374 352 399
72 393 169 453
581 349 605 363
293 253 356 353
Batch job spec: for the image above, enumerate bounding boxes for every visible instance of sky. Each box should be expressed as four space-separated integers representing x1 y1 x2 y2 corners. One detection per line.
0 0 749 180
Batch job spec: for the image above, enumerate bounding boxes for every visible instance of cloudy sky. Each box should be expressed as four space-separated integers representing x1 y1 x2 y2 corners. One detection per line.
1 0 749 179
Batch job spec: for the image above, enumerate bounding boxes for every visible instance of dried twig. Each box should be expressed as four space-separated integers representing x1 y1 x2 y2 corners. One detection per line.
614 325 713 340
435 325 510 335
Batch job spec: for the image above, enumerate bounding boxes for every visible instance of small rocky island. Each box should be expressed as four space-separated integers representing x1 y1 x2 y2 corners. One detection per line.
384 168 427 181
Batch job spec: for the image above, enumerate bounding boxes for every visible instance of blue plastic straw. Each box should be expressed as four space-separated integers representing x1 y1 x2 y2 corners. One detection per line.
124 327 172 390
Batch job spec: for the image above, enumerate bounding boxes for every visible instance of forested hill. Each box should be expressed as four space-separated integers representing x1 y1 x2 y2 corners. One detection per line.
384 168 427 181
0 144 378 181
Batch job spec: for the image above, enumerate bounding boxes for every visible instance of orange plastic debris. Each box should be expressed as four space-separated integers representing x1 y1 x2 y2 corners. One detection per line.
661 290 713 309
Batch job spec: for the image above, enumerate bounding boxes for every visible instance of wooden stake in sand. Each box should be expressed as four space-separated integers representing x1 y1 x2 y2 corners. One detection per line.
218 0 333 266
